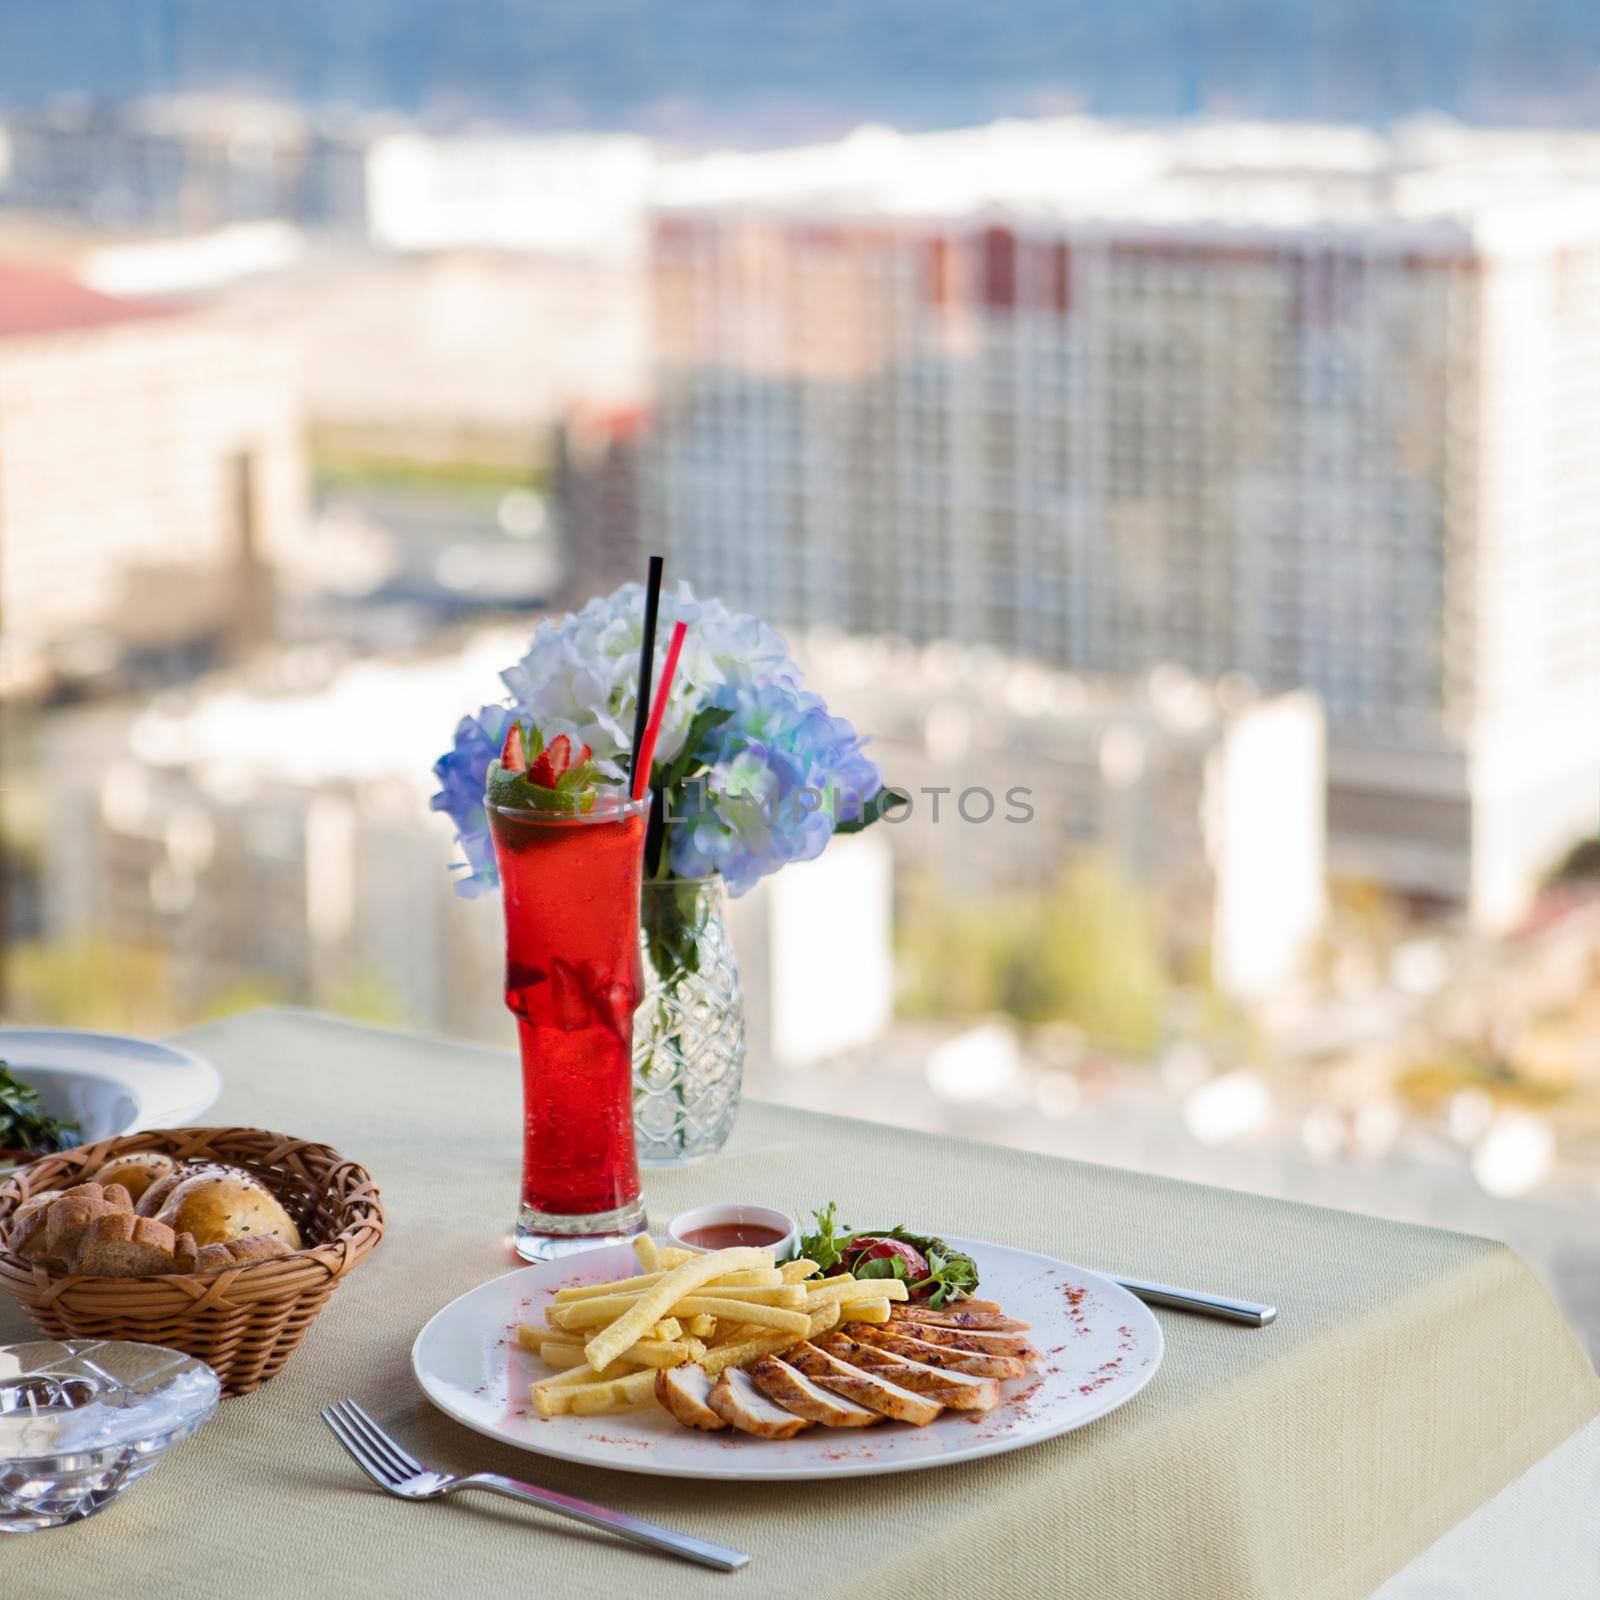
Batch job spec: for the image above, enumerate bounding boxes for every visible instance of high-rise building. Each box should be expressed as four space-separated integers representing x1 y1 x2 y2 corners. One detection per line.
647 119 1600 925
0 94 659 260
0 95 372 233
554 404 647 606
792 635 1325 1001
0 261 305 694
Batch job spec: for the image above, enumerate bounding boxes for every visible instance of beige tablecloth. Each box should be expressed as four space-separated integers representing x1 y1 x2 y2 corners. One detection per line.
6 1009 1596 1600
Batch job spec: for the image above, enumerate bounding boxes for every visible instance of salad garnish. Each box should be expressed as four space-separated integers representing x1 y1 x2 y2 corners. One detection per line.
0 1061 80 1159
798 1202 980 1308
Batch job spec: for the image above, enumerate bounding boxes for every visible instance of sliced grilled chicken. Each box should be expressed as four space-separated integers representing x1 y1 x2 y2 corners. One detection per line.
750 1356 883 1428
707 1367 814 1439
818 1333 1001 1411
890 1320 1040 1362
787 1342 943 1425
889 1303 1030 1332
655 1364 727 1431
843 1322 1027 1379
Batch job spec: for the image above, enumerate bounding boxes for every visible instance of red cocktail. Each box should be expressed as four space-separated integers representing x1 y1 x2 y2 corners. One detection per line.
489 789 648 1260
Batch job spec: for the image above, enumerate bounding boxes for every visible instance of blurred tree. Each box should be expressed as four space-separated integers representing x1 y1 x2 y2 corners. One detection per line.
897 855 1170 1055
1025 858 1169 1054
8 937 176 1033
194 974 293 1023
7 940 411 1034
317 967 412 1029
1394 1048 1570 1112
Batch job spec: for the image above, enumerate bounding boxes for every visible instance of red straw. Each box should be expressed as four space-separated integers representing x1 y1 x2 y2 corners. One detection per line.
631 620 688 802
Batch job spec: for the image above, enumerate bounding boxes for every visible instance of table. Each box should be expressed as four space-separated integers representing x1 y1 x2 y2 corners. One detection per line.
6 1009 1597 1600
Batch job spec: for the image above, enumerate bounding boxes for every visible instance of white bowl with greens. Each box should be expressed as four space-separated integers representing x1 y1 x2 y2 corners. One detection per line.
0 1030 220 1175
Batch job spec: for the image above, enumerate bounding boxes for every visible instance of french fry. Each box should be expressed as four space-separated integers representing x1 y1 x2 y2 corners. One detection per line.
807 1299 844 1339
536 1337 588 1367
532 1367 658 1417
721 1285 805 1306
554 1270 666 1302
551 1285 801 1329
658 1246 694 1268
836 1298 891 1324
538 1336 697 1370
546 1295 635 1327
699 1330 799 1376
583 1246 773 1371
685 1313 717 1338
698 1299 842 1376
534 1356 641 1388
554 1268 778 1307
633 1234 659 1272
807 1276 910 1306
848 1278 909 1303
546 1301 650 1331
780 1258 821 1283
553 1296 807 1336
654 1297 807 1333
571 1369 659 1415
638 1285 800 1308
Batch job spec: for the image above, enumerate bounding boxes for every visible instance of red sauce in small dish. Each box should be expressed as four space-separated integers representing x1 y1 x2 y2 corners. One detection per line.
680 1222 787 1250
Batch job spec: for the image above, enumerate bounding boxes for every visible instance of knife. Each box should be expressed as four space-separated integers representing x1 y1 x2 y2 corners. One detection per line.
1113 1275 1277 1327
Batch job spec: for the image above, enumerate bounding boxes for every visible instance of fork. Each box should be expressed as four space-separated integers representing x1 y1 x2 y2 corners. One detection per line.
320 1399 749 1572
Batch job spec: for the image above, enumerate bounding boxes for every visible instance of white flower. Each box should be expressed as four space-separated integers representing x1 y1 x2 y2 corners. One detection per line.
500 581 800 779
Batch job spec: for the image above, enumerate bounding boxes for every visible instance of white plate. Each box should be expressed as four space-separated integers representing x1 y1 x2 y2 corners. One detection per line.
412 1235 1163 1481
0 1028 222 1173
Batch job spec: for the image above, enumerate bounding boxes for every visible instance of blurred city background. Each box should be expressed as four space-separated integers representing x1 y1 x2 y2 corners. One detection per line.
3 6 1600 1349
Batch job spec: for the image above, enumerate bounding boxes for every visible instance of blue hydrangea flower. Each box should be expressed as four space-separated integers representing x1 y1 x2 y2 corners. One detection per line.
430 703 513 897
668 684 882 896
433 582 882 898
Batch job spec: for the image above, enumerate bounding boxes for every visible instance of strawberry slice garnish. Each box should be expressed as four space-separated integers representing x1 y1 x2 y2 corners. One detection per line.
525 733 594 789
499 722 527 773
528 733 571 787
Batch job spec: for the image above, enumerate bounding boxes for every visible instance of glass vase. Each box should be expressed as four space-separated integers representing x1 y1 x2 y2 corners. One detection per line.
633 875 746 1165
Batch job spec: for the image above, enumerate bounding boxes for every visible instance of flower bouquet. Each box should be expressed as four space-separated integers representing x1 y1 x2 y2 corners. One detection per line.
434 580 887 1161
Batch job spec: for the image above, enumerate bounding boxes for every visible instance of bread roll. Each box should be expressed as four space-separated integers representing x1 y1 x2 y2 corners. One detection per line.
91 1151 178 1204
153 1171 301 1250
5 1189 59 1263
70 1210 181 1276
12 1182 134 1273
136 1162 240 1218
181 1233 292 1273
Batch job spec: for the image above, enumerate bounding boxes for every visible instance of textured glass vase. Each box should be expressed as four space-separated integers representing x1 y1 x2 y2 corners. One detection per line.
633 876 746 1165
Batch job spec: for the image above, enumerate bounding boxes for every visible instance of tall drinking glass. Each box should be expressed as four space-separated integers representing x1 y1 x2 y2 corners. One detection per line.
488 792 649 1261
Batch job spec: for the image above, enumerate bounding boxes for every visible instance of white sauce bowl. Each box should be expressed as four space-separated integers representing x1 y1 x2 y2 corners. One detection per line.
665 1203 799 1261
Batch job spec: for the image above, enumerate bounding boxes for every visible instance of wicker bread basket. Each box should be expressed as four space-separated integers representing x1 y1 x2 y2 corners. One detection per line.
0 1127 384 1396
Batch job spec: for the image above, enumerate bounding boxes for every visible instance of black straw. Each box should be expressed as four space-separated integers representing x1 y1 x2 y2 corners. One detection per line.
646 780 667 878
630 554 664 797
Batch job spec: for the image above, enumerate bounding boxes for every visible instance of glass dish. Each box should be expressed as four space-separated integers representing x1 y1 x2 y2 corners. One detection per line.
0 1339 219 1532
